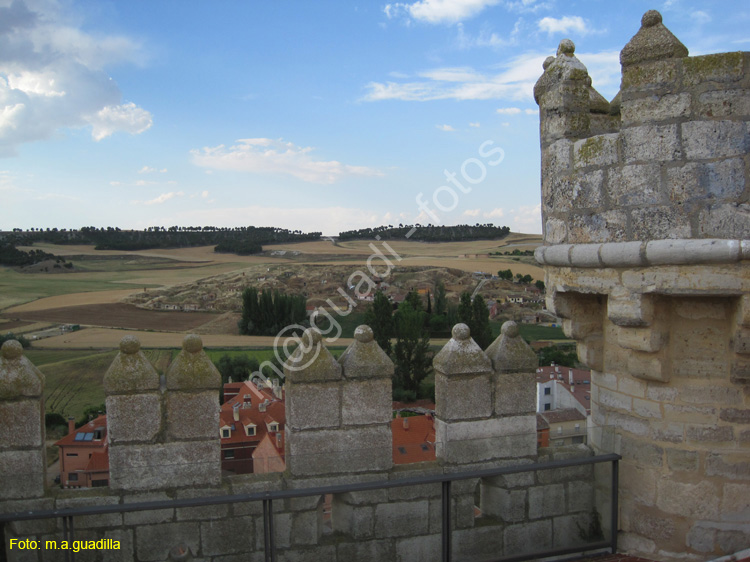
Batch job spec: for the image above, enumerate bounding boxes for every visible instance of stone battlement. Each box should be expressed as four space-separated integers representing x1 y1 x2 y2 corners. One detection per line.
0 325 606 561
535 10 749 246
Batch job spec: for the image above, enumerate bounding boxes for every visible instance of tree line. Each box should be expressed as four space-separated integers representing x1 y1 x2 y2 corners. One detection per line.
338 223 511 242
239 287 308 336
0 241 70 268
1 226 321 254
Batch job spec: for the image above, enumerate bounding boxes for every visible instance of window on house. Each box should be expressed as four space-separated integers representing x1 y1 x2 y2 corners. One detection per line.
269 423 278 432
557 426 563 434
572 436 584 444
397 447 407 455
544 387 551 395
225 450 235 459
246 425 256 437
544 403 551 411
68 473 78 481
94 429 103 440
221 428 230 438
66 453 78 457
575 423 580 433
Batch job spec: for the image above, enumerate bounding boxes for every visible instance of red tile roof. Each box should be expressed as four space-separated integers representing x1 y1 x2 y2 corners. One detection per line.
391 414 436 464
85 450 109 472
219 381 285 447
541 408 586 424
54 414 107 447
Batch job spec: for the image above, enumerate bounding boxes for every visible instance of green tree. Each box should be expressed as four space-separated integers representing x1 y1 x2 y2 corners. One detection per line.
363 290 394 355
434 279 447 315
471 294 493 350
215 354 260 384
535 280 545 291
458 292 473 326
538 345 578 368
393 291 431 398
497 269 513 280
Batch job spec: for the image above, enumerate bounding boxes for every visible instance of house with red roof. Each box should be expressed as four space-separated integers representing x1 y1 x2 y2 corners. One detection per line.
391 413 436 465
219 380 285 475
55 415 109 489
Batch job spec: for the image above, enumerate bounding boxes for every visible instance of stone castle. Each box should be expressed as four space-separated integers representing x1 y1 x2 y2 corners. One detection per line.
0 9 748 562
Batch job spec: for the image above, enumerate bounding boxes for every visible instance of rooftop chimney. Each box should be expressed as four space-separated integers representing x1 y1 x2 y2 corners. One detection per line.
276 432 282 449
403 417 409 430
233 403 240 422
68 416 75 435
259 400 267 413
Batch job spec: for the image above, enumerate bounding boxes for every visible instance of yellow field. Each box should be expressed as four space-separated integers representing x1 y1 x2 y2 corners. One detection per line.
3 233 543 349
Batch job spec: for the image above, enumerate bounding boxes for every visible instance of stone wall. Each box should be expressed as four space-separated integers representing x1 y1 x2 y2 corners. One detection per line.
535 9 750 561
0 325 605 562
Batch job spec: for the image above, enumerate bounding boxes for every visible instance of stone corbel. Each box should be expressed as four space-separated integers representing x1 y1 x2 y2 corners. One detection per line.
607 288 654 327
627 350 671 383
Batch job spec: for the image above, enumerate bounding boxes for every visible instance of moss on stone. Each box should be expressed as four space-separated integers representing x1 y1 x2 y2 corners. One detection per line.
576 136 605 165
683 52 745 84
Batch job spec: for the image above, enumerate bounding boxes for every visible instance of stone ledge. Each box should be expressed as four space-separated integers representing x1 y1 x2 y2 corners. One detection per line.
536 239 749 268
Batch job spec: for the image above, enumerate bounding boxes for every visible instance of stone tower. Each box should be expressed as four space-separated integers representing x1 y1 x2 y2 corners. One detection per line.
535 10 749 560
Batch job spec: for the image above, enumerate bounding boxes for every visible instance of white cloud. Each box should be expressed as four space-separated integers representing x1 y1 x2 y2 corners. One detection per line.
484 207 504 218
511 204 542 233
469 122 481 127
139 166 167 174
538 16 589 35
109 181 121 187
363 51 549 103
138 191 184 206
691 10 711 25
463 208 481 217
496 107 522 114
190 138 383 184
0 0 151 155
384 0 502 24
87 102 153 141
437 124 455 131
455 18 524 50
524 109 537 115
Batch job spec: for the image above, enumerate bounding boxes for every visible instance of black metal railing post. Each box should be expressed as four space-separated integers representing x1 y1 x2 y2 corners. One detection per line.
610 458 619 554
0 522 7 562
442 479 452 562
263 498 276 562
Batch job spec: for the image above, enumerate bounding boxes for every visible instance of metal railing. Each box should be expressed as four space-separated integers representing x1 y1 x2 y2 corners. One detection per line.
0 453 620 562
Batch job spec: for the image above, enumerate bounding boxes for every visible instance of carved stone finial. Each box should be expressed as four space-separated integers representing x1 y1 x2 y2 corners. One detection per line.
621 10 688 67
104 336 159 393
543 56 555 70
642 9 662 27
452 323 471 341
284 328 341 382
486 321 538 373
119 335 141 355
183 333 203 353
1 340 23 360
165 334 220 390
433 323 492 376
354 325 374 343
339 325 393 379
557 39 575 56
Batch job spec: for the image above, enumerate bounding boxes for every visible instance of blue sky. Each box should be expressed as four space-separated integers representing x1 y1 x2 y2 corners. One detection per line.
1 0 748 236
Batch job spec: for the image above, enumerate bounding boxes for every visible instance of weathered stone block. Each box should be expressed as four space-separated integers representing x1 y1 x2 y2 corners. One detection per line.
105 393 162 444
333 501 374 539
135 521 201 562
621 59 680 91
200 517 254 556
686 424 734 444
543 138 573 175
651 422 684 444
720 483 750 519
435 372 492 421
627 351 670 383
608 290 654 328
621 436 663 467
0 449 45 500
568 210 627 243
453 526 507 561
286 381 341 430
394 534 440 562
122 492 174 525
529 484 565 519
166 391 219 440
435 416 537 464
544 218 568 244
0 400 43 448
494 372 536 416
699 89 750 118
338 539 395 562
666 448 698 472
687 523 716 553
598 388 633 412
341 378 391 426
657 479 720 519
683 52 745 86
504 519 552 557
567 480 594 513
682 120 749 160
573 134 619 168
481 486 526 521
621 93 690 125
374 500 429 539
698 203 750 239
632 206 692 240
287 426 392 476
622 125 680 163
109 440 220 491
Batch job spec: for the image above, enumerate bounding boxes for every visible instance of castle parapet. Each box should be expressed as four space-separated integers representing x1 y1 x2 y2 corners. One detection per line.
535 10 750 559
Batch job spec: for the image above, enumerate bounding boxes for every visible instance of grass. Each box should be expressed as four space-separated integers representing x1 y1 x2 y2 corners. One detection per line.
517 324 566 341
